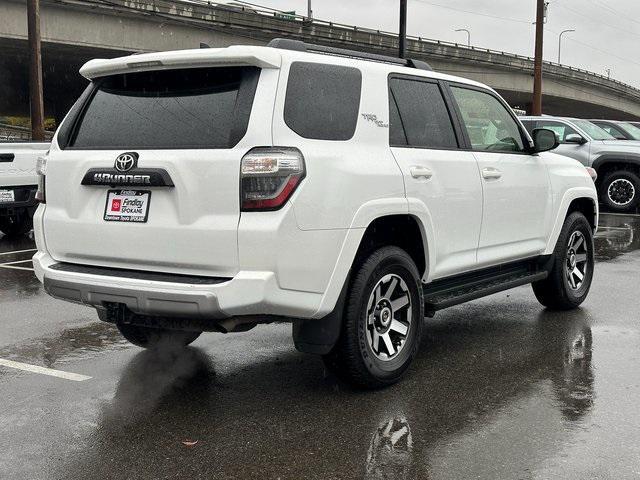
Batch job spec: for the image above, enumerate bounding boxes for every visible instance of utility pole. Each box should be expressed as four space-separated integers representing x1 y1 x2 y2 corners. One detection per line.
558 29 575 64
307 0 312 20
399 0 407 58
27 0 45 141
532 0 547 116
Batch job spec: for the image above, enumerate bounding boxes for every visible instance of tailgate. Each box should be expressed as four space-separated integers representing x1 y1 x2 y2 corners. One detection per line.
43 63 278 277
0 143 49 187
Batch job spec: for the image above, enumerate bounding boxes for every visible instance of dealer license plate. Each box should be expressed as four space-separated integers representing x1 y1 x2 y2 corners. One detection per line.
104 190 151 223
0 190 15 203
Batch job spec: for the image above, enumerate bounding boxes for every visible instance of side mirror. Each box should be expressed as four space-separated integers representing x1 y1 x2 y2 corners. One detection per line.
565 133 587 145
532 128 559 153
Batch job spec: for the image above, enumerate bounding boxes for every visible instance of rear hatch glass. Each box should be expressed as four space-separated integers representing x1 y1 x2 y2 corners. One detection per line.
70 66 259 149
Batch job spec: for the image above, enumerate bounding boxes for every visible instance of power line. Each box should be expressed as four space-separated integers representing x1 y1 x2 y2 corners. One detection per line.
410 0 532 24
554 3 640 40
547 27 640 70
580 0 640 26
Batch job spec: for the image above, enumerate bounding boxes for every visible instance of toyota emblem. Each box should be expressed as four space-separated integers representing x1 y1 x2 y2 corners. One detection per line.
114 152 138 172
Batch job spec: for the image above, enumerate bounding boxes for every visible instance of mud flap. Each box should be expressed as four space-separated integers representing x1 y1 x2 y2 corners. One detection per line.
292 272 350 355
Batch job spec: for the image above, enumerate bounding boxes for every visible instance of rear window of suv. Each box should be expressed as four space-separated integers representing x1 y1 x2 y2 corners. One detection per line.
284 62 362 141
69 66 260 149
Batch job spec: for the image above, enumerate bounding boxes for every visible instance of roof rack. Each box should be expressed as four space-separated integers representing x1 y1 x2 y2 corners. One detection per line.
267 38 433 71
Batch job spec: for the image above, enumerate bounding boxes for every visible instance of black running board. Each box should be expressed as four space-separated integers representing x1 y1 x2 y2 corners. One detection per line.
423 256 551 316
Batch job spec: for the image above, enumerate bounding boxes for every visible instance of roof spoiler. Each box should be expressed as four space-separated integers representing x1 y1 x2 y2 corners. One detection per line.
80 46 281 80
267 38 433 71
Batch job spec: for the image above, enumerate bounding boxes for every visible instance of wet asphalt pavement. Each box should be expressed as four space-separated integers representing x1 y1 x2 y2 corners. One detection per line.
1 213 640 479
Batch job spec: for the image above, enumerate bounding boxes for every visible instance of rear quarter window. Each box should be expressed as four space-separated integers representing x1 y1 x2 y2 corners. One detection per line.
284 62 362 141
68 66 260 149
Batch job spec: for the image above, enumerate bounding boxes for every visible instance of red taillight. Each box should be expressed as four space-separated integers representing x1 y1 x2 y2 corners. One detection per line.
240 148 305 211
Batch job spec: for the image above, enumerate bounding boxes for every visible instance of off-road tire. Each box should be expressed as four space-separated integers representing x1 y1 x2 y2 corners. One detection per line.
600 169 640 213
532 212 594 310
323 246 424 389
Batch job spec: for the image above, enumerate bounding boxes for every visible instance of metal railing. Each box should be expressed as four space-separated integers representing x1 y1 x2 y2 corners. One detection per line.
50 0 640 97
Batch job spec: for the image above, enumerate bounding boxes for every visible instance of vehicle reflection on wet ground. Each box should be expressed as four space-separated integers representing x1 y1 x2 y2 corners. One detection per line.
0 213 639 479
595 213 640 261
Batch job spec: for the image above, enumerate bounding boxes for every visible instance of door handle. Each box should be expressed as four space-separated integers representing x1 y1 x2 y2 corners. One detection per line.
482 167 502 180
410 166 433 179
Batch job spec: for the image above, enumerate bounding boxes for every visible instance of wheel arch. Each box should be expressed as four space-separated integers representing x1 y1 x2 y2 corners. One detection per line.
317 210 432 318
544 188 598 255
352 214 429 280
294 210 432 354
592 156 640 178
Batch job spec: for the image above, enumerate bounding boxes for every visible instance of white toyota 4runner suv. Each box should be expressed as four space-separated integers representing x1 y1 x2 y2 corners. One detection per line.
33 40 598 388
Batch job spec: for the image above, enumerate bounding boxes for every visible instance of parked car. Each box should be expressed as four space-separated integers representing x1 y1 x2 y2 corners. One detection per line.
521 116 640 213
0 142 49 236
33 40 598 388
590 119 640 141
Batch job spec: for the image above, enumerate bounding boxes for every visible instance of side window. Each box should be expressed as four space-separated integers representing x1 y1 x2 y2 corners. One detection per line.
451 86 525 153
388 77 458 149
599 124 625 139
537 120 578 143
284 62 362 141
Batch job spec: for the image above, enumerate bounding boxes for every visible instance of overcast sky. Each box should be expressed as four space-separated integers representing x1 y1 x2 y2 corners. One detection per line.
247 0 640 88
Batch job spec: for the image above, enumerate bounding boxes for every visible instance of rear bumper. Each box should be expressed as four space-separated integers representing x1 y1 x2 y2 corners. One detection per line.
33 252 322 320
0 185 38 216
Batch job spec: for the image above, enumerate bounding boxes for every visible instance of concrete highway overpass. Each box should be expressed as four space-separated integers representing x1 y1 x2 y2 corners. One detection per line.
2 0 640 125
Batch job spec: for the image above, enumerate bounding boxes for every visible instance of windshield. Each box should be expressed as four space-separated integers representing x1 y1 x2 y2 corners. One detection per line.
571 119 617 140
619 122 640 140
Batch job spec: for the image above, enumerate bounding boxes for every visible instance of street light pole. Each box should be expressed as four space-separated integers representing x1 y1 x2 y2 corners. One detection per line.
399 0 407 58
307 0 312 20
455 28 471 47
532 0 547 116
558 29 575 64
27 0 45 141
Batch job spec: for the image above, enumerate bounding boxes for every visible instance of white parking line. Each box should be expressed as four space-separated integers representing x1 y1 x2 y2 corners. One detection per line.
0 265 34 271
0 248 37 256
0 358 92 382
0 259 33 265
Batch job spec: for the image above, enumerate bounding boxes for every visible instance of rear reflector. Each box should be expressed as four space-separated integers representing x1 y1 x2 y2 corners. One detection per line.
35 155 48 203
240 148 305 211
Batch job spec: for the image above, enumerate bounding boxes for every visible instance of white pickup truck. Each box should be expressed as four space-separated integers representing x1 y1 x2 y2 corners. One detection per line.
0 142 49 236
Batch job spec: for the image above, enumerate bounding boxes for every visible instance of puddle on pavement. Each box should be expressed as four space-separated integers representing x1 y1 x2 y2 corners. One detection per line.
0 321 130 368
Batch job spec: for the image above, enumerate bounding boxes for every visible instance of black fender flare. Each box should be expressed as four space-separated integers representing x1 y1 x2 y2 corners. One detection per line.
592 153 640 173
